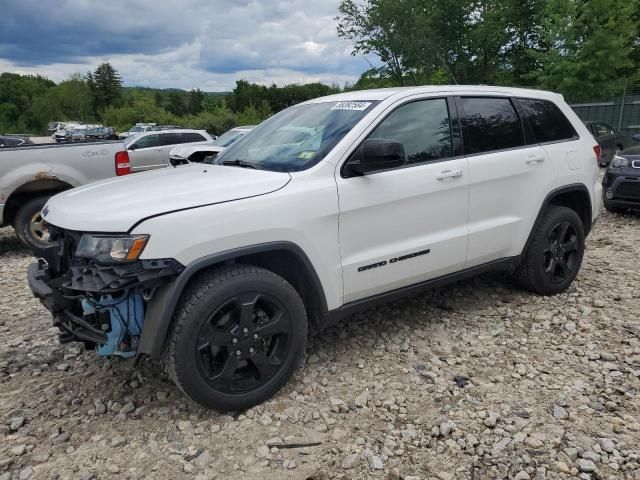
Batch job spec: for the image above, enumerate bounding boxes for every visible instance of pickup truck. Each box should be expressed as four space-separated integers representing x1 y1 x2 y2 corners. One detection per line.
1 129 212 253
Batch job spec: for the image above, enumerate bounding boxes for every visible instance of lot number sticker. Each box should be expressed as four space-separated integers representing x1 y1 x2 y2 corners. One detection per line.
331 101 372 111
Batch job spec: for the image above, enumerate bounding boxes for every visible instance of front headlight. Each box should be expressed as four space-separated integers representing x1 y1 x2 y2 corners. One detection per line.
76 234 149 263
610 155 629 168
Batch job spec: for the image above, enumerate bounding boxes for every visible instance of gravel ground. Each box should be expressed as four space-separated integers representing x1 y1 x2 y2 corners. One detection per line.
0 211 639 480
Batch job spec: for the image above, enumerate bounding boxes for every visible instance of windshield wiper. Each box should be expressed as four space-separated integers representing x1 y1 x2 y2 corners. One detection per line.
219 159 262 170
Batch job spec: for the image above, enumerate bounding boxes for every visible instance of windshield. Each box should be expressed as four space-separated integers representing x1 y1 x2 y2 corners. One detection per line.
129 126 144 133
212 101 378 172
212 129 247 147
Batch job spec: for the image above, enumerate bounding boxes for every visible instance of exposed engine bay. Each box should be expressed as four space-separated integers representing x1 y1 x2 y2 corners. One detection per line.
29 226 184 358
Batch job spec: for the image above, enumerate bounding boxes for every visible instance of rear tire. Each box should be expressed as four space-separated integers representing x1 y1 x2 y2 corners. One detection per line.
13 196 52 256
514 206 585 295
163 265 307 411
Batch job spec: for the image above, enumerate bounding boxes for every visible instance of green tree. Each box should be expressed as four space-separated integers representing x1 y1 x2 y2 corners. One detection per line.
166 91 187 116
87 62 123 114
534 0 636 100
187 89 205 115
0 72 55 133
339 0 639 97
337 0 411 84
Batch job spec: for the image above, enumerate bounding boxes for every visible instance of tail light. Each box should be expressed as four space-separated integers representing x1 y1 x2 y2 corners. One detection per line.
593 144 602 163
115 151 131 176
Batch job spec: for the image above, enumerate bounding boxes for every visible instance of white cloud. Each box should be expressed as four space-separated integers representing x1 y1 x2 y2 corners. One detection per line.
0 0 373 90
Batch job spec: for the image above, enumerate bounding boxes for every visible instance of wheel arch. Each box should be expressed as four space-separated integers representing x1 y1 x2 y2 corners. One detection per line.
3 179 73 227
138 241 328 359
523 184 593 255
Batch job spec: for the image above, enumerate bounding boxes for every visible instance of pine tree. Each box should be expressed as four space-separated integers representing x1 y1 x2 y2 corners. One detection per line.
187 89 205 115
87 63 122 114
167 91 186 116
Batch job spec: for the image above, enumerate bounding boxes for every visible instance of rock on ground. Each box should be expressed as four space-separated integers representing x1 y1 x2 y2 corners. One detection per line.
1 210 639 479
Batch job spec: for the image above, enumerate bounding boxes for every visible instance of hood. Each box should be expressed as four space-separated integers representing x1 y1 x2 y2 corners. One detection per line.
170 143 223 158
43 164 291 232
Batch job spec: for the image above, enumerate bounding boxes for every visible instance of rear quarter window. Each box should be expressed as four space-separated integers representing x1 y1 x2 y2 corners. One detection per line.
517 98 578 143
182 132 207 143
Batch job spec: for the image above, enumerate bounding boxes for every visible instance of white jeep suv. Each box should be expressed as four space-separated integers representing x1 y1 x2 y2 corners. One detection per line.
29 86 602 411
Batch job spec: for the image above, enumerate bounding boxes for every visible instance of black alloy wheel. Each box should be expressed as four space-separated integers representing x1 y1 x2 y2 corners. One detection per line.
164 265 307 411
543 221 579 284
513 205 585 295
195 292 291 394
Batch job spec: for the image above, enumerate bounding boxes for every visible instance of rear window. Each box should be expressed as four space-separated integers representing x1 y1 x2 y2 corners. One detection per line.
459 97 525 155
517 98 578 143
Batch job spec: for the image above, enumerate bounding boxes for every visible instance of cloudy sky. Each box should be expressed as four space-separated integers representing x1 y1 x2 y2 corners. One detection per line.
0 0 374 91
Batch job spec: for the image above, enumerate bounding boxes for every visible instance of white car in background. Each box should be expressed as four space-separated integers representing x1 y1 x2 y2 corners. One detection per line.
169 125 254 165
119 123 157 139
124 129 213 170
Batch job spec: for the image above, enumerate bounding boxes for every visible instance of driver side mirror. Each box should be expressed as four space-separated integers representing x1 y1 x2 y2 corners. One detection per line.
346 138 405 176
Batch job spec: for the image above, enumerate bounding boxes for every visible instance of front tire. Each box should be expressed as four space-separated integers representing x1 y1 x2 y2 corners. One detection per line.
163 265 308 411
514 206 585 295
13 196 52 256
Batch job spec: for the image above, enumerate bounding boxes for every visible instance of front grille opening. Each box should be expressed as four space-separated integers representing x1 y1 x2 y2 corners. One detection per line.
616 181 640 198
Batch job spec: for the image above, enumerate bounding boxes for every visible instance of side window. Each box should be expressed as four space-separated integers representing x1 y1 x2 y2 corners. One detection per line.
160 133 183 146
517 98 578 144
367 98 452 165
182 132 206 143
134 134 160 149
460 97 524 155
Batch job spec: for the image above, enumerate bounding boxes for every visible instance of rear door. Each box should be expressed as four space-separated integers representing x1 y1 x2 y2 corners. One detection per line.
458 96 555 267
127 133 166 171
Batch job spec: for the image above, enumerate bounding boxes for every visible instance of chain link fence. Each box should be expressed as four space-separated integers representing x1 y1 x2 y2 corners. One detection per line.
567 81 640 148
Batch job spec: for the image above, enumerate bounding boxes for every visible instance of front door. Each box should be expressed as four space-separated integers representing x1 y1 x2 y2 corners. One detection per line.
336 97 470 304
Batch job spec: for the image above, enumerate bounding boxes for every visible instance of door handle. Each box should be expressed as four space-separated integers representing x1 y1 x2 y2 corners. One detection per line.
436 169 464 180
526 154 545 164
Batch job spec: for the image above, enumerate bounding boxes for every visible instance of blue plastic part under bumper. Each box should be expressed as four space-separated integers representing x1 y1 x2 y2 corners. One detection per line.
82 289 145 358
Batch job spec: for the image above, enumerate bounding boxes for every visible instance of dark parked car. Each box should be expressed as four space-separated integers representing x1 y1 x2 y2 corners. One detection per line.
85 127 118 141
585 121 623 166
602 146 640 213
0 136 33 148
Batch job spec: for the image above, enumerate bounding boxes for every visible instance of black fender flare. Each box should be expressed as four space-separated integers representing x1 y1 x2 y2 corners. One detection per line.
138 241 328 359
522 183 593 255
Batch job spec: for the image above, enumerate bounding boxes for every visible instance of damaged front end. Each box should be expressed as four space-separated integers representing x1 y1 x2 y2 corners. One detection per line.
28 227 184 359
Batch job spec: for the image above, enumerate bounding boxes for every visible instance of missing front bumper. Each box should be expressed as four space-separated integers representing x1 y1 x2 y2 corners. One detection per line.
28 256 184 356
